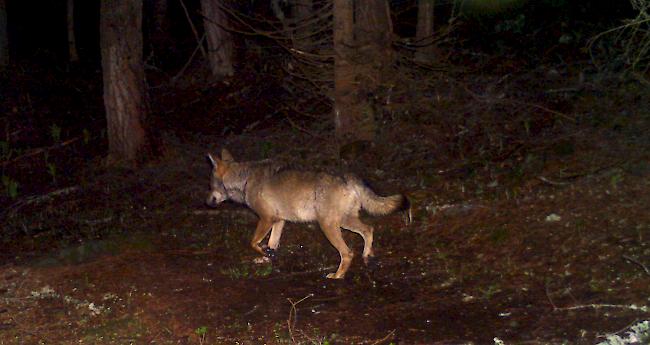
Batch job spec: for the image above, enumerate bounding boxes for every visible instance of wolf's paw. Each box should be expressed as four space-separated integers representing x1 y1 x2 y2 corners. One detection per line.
363 255 378 269
263 247 277 261
253 256 271 264
326 272 344 279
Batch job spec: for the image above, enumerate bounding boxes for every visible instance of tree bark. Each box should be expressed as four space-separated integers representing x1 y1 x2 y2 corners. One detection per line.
333 0 359 145
200 0 234 79
149 0 168 54
415 0 435 62
67 0 79 62
100 0 149 165
0 0 8 68
334 0 393 147
153 0 167 35
291 0 313 51
356 0 393 90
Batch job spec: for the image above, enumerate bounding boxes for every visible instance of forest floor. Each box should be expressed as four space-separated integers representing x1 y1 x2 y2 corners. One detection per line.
1 62 650 344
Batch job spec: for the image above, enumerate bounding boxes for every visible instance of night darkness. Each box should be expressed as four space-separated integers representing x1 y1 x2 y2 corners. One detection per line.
0 0 649 343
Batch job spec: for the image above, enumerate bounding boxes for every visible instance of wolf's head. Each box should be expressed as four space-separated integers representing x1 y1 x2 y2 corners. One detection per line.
205 148 235 207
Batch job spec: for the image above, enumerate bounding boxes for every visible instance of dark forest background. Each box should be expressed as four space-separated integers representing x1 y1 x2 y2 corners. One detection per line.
0 1 649 344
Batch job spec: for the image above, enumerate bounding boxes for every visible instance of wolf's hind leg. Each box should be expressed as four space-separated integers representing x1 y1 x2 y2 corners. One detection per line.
319 220 353 279
342 215 374 265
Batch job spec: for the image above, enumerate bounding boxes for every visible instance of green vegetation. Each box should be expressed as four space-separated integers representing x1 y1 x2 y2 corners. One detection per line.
2 174 18 199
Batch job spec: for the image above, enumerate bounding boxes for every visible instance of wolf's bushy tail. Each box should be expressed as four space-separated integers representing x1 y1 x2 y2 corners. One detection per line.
347 175 410 218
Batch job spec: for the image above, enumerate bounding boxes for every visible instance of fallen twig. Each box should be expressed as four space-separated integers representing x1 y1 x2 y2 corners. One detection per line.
537 176 570 186
75 216 113 226
513 99 576 122
173 33 207 83
178 0 206 59
369 329 396 345
623 255 650 276
287 293 314 343
545 280 558 310
554 303 649 312
0 137 81 168
454 79 576 123
283 112 324 139
266 265 338 281
4 186 81 218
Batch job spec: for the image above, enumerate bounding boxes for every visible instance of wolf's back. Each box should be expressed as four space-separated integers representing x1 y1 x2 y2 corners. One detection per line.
346 175 409 216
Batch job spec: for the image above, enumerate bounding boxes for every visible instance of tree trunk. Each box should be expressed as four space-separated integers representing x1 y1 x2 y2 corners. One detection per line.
153 0 167 35
100 0 149 165
415 0 435 62
333 0 360 145
355 0 393 90
291 0 313 51
200 0 233 79
149 0 168 54
334 0 393 148
67 0 79 62
0 0 7 68
271 0 291 46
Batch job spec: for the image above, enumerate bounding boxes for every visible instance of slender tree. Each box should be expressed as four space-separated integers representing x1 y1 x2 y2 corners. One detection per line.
356 0 393 93
67 0 79 62
149 0 168 55
100 0 149 164
333 0 393 148
415 0 435 62
333 0 358 145
153 0 167 36
291 0 313 51
271 0 291 45
200 0 234 79
0 0 7 68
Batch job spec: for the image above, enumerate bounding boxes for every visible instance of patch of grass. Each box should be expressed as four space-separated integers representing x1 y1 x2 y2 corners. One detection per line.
256 263 274 277
489 227 510 244
221 262 274 279
480 284 501 299
610 170 624 189
50 124 62 142
2 175 19 199
552 139 575 156
221 264 251 279
259 141 273 158
46 162 57 184
195 326 208 345
32 232 156 267
0 140 13 160
273 323 291 344
80 316 147 343
83 128 91 144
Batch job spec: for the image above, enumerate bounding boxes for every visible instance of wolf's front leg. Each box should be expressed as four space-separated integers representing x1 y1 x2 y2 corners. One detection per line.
267 220 285 250
257 220 285 263
251 218 273 263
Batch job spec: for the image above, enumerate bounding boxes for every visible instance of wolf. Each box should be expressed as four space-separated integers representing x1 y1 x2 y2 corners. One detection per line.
205 149 410 279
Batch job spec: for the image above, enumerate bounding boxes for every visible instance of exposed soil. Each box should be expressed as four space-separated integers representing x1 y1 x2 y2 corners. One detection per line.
1 56 650 344
2 117 649 344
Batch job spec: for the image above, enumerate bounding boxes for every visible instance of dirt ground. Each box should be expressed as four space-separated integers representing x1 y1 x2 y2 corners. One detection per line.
1 119 649 344
1 61 650 344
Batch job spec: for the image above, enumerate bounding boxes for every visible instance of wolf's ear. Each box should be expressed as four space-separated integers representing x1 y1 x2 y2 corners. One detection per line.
206 153 218 167
221 148 234 162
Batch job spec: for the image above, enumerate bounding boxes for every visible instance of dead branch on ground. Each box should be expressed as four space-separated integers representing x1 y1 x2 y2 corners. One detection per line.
287 293 314 343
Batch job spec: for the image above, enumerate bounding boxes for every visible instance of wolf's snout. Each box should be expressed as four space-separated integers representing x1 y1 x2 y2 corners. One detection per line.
206 195 219 207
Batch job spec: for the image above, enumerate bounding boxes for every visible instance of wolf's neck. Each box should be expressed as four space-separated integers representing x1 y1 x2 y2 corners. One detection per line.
224 163 252 203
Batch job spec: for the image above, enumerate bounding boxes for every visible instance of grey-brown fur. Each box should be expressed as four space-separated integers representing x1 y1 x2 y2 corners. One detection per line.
206 149 410 279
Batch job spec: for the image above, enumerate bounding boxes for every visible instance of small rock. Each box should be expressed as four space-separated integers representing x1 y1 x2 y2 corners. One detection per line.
545 213 561 222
